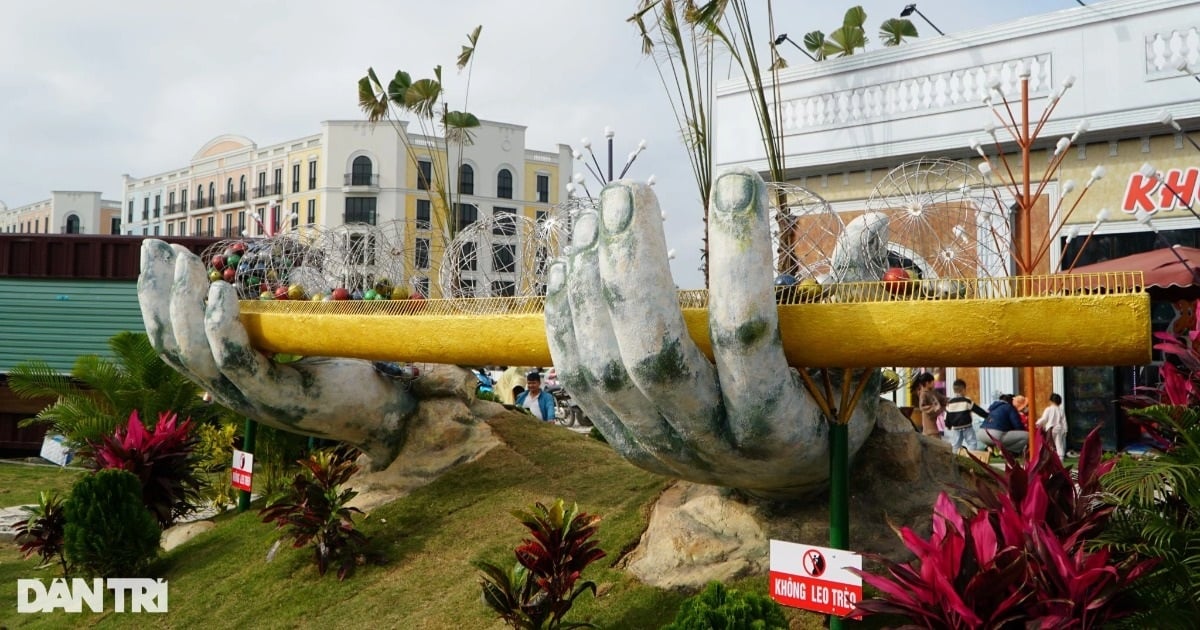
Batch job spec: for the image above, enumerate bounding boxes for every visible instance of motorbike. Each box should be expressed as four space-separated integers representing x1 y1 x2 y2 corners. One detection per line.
546 384 591 428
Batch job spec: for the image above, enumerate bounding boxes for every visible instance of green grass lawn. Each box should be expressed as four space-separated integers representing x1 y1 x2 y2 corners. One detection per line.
0 461 84 507
0 415 876 629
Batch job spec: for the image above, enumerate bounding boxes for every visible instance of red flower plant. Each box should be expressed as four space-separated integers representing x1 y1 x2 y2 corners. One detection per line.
850 428 1156 628
86 410 204 528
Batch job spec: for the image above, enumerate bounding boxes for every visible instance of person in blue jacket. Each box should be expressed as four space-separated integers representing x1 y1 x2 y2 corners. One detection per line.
515 370 555 422
976 393 1029 455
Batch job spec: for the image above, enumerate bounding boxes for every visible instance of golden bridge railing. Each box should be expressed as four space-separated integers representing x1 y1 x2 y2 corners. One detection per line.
238 271 1146 316
236 271 1150 368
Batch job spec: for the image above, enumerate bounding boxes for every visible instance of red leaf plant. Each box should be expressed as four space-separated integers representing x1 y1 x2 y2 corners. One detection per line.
475 498 606 630
259 448 370 581
86 410 204 528
849 428 1156 628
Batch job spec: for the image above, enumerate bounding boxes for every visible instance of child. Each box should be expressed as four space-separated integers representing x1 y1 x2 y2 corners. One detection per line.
943 379 987 453
1035 393 1068 460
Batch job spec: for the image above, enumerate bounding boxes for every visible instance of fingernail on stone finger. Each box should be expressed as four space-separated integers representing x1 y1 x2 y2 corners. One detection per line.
601 184 634 235
572 211 598 249
713 173 755 215
547 262 567 295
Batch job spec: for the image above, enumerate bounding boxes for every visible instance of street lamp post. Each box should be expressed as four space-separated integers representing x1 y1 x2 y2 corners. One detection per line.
899 4 945 37
772 33 818 62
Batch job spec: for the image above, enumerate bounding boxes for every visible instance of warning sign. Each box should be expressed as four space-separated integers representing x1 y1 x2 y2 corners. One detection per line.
769 539 862 616
231 449 253 492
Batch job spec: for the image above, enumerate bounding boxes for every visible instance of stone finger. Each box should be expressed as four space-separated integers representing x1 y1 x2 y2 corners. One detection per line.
596 181 729 457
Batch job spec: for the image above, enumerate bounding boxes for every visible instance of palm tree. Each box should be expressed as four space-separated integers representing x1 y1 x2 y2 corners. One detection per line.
357 26 482 245
9 331 222 447
803 7 918 59
631 0 791 281
879 17 919 47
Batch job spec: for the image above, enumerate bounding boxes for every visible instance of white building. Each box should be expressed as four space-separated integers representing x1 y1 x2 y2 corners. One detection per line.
0 192 123 235
121 119 571 239
715 0 1200 451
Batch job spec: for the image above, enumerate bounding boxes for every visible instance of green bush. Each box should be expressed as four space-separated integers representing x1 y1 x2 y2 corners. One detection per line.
663 581 787 630
64 469 161 578
195 421 239 512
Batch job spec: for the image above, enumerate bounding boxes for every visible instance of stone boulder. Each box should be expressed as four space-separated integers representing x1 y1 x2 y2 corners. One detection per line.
348 366 502 511
623 400 959 590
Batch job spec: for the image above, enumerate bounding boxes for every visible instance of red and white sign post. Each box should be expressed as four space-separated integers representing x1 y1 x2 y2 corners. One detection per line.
769 539 862 617
231 449 253 492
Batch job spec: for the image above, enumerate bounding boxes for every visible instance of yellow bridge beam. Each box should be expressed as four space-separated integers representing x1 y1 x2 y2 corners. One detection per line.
238 273 1151 369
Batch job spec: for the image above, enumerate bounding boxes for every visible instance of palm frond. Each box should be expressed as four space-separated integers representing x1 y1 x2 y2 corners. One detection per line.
879 17 918 47
8 361 74 399
456 25 482 71
357 69 390 123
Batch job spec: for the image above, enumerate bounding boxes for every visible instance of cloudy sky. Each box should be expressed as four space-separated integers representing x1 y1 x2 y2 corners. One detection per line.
0 0 1073 288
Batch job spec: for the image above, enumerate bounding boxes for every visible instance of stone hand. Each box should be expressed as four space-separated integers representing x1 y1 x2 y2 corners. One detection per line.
138 240 424 468
544 168 879 498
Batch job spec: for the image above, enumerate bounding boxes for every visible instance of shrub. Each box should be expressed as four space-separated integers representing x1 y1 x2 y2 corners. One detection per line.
475 498 606 629
13 490 69 575
849 428 1156 627
195 421 239 512
63 469 161 578
1104 306 1200 626
87 410 204 528
259 447 370 580
662 581 787 630
255 424 312 496
1098 404 1200 628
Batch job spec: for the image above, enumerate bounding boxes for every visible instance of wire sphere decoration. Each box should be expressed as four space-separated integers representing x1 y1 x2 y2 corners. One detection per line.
866 158 1010 293
765 181 843 285
438 208 572 312
200 227 324 300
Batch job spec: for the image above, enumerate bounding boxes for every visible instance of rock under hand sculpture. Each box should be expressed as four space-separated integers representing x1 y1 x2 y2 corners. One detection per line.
137 168 880 499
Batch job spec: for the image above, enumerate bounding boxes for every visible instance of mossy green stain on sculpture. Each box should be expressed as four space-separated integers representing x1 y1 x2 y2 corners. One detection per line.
733 318 770 348
218 340 262 375
599 360 631 393
633 338 690 386
602 281 625 306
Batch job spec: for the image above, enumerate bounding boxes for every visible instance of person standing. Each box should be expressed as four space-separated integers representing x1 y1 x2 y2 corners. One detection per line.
1035 393 1068 460
911 372 946 437
515 370 555 422
977 394 1029 455
943 379 988 453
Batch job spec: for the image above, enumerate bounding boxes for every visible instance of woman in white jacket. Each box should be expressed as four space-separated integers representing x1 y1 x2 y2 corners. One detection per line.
1035 393 1068 460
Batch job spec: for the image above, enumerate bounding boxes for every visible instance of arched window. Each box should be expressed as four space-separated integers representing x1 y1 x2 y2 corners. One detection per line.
497 169 513 199
65 214 80 234
197 185 204 206
209 183 215 206
351 156 373 186
459 164 475 195
239 175 246 198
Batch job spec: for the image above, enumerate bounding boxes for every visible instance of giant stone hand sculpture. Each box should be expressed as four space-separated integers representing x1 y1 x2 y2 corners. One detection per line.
139 240 458 469
545 168 879 499
137 168 880 499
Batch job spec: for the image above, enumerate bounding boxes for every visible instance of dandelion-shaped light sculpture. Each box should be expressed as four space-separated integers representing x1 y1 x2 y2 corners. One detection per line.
866 158 1009 288
439 210 571 311
971 62 1108 455
763 181 842 286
